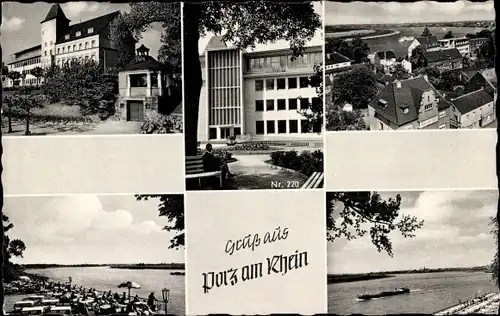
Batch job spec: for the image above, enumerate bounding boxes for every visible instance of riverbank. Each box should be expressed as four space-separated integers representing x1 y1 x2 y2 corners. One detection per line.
325 29 400 40
328 273 394 284
434 292 500 315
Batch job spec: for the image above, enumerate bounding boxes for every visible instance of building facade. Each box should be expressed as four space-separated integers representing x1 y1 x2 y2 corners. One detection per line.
373 50 397 71
451 88 495 128
469 37 489 59
407 36 440 59
198 38 322 143
5 4 135 87
438 37 470 57
423 48 463 72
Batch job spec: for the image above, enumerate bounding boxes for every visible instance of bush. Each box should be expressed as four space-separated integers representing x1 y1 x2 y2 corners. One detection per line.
140 110 180 134
230 142 271 151
270 149 323 177
212 149 233 161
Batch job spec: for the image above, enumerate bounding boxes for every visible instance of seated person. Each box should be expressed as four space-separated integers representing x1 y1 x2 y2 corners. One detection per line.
202 143 232 181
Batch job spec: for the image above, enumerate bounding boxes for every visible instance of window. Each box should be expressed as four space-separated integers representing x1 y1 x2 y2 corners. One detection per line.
277 78 286 90
277 99 286 110
299 76 309 88
278 120 287 133
300 98 309 110
288 77 297 89
68 46 71 52
79 43 82 50
88 27 94 34
129 74 148 87
439 110 446 118
424 104 433 111
266 99 274 111
85 42 88 49
209 128 217 139
151 72 158 88
255 80 263 91
57 48 60 54
266 78 274 90
301 120 309 133
73 45 76 51
289 120 298 133
267 121 275 134
289 98 298 110
234 127 241 136
255 100 264 112
50 41 53 45
76 31 81 37
439 123 446 129
45 42 48 47
256 121 264 135
62 47 65 53
91 54 96 60
64 34 70 40
44 51 47 56
91 40 96 48
312 97 321 108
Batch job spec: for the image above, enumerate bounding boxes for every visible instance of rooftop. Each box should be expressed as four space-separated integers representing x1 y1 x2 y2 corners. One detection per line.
424 48 461 63
415 36 439 47
438 37 468 42
41 4 70 23
369 75 452 126
56 11 120 45
451 88 493 114
326 52 351 65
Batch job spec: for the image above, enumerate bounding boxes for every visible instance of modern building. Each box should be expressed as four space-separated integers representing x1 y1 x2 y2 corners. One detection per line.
407 36 440 59
5 4 135 87
437 37 470 57
197 37 322 143
367 75 460 130
325 52 352 71
116 45 176 121
423 48 462 72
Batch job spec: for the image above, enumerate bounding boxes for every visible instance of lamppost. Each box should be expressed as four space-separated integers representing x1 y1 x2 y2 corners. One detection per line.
161 288 170 315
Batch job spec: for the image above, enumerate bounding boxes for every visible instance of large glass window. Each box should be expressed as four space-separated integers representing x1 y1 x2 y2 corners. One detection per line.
277 99 286 110
277 78 286 90
300 98 309 110
256 121 264 135
288 77 297 89
129 74 147 87
278 120 287 134
289 98 298 110
267 120 275 134
299 76 309 88
289 120 298 133
266 99 275 111
255 80 263 91
266 78 274 90
255 100 264 112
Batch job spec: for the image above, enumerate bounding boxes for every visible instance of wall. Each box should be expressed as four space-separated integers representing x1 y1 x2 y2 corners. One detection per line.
460 101 495 128
55 35 100 65
198 55 209 142
41 19 57 67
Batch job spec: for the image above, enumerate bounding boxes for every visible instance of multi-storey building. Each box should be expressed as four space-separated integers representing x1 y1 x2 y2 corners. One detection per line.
469 37 489 59
367 75 460 130
407 36 441 59
437 37 470 57
5 4 135 87
423 48 463 72
373 50 397 72
198 37 322 143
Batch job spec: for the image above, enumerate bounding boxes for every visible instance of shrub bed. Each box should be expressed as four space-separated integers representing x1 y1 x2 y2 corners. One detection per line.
212 149 233 161
218 142 271 151
270 150 323 177
140 111 182 134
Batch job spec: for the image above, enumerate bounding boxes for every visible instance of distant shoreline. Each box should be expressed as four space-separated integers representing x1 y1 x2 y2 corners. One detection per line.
328 266 491 284
24 263 185 270
325 29 399 40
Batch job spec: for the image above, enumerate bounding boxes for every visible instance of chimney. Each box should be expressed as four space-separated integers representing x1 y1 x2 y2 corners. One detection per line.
395 80 402 88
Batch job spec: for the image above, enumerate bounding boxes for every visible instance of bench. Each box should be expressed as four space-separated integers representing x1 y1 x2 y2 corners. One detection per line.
185 155 223 189
301 172 324 189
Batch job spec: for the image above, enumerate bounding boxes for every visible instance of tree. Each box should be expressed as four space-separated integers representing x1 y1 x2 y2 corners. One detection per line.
7 70 21 86
31 67 44 87
476 34 495 68
476 29 492 39
465 33 476 39
443 30 454 39
16 86 45 135
325 103 367 131
325 37 369 63
135 194 184 249
491 217 498 287
326 192 424 256
392 64 410 80
182 2 321 156
2 94 18 133
417 66 442 87
330 67 379 110
421 27 432 37
298 63 323 133
3 214 27 283
410 45 427 70
2 62 8 80
110 2 181 72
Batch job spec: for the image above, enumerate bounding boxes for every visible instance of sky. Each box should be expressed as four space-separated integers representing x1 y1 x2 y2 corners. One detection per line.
198 2 323 54
1 2 166 63
4 195 185 265
325 0 495 25
328 190 498 274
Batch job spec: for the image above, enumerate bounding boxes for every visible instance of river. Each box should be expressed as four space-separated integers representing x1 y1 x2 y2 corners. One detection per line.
5 267 185 315
328 271 497 314
327 26 487 58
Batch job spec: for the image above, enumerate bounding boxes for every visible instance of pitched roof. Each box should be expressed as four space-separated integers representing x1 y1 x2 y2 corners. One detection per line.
369 76 453 126
14 45 42 58
327 52 351 65
415 36 439 48
123 55 172 72
325 63 370 75
464 72 496 96
41 4 70 23
376 50 396 60
56 11 120 44
424 48 461 63
205 36 227 52
451 89 493 114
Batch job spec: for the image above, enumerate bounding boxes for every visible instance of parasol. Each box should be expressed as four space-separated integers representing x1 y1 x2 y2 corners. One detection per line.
117 281 141 301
